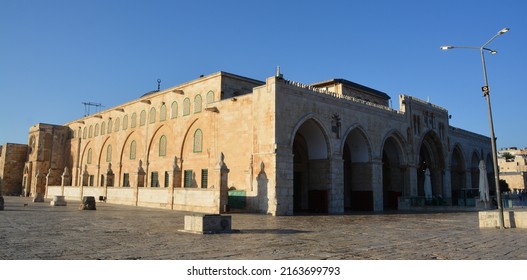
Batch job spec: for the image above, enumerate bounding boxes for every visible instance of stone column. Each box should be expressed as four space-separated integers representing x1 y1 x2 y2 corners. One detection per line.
134 160 145 206
170 156 182 210
214 153 229 214
80 165 88 199
408 164 418 196
329 155 344 214
465 171 473 189
33 170 45 202
443 168 452 200
371 159 384 212
273 145 294 216
45 169 52 198
51 167 68 206
104 163 114 199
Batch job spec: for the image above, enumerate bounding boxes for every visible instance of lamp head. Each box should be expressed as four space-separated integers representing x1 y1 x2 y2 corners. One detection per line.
498 28 510 35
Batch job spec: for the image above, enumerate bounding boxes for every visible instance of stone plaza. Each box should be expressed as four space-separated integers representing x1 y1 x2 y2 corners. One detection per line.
1 196 526 260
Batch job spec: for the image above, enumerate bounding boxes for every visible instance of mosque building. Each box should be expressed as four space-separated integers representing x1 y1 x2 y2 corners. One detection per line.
13 70 492 215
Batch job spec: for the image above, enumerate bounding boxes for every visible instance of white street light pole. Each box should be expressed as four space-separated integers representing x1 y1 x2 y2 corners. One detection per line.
441 27 509 229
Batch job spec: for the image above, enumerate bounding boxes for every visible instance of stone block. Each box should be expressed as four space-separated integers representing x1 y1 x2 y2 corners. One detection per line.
80 196 96 210
479 210 527 228
50 195 67 206
33 193 44 202
182 214 236 234
0 196 4 210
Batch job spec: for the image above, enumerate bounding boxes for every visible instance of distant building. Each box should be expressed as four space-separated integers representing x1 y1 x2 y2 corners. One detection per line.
19 71 493 215
0 143 29 195
498 147 527 191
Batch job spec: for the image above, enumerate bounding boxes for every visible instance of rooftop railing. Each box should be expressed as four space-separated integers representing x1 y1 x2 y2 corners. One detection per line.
283 79 404 115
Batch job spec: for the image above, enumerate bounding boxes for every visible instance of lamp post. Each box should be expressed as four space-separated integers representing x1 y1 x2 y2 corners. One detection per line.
441 27 509 229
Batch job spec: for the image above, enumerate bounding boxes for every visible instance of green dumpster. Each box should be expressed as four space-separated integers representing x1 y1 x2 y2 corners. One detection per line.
228 190 246 209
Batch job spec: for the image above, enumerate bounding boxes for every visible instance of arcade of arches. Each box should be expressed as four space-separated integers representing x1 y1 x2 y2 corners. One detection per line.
291 118 495 214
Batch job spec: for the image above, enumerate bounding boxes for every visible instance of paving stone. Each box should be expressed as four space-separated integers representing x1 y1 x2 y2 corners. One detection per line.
1 196 526 260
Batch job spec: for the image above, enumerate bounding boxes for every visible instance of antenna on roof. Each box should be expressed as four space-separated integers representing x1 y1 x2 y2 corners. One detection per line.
276 66 283 78
82 102 104 117
157 79 161 91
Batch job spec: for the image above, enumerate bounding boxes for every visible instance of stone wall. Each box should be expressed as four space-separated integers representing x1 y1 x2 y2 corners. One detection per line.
0 143 28 195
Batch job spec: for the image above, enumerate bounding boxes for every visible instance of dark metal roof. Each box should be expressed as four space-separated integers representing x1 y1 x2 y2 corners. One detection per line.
311 79 391 100
140 89 159 97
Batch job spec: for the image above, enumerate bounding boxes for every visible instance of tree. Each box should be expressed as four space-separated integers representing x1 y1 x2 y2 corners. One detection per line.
499 179 510 193
501 152 514 161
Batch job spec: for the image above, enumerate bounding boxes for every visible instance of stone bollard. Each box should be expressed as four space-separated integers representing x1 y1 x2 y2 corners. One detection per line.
50 195 67 206
33 193 45 203
80 196 96 210
0 196 4 211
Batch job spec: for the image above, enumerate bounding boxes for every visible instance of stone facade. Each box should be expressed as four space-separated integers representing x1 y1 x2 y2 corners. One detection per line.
0 143 29 195
498 152 527 191
22 71 492 215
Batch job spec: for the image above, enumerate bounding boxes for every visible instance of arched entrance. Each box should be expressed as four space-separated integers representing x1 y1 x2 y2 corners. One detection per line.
418 131 445 199
450 145 466 199
470 152 480 189
292 119 329 213
342 127 372 211
382 135 405 210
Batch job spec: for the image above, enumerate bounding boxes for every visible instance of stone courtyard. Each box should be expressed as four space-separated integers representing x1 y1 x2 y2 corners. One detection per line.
1 196 526 260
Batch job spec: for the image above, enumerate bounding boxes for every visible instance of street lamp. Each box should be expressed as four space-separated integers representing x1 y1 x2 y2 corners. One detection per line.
441 27 509 229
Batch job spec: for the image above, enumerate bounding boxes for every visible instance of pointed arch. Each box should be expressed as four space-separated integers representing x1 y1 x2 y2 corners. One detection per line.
289 114 331 159
381 130 408 209
194 94 202 113
183 98 191 116
206 90 215 104
451 143 467 199
149 107 156 124
291 116 331 213
341 125 374 211
193 129 203 153
171 101 178 119
160 104 167 121
417 130 446 198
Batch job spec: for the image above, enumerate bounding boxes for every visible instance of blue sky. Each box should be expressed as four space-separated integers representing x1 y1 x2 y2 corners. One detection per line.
1 0 526 149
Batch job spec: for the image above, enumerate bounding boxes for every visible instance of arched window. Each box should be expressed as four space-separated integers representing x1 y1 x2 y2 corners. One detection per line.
159 135 167 156
77 128 81 139
114 117 120 132
101 122 106 135
170 101 178 118
88 125 93 138
122 115 128 130
106 145 112 162
140 110 146 126
194 95 202 113
149 107 156 124
131 113 137 128
206 91 214 104
130 140 136 160
193 129 203 153
83 127 87 139
160 104 167 121
183 98 190 116
95 124 99 136
107 119 113 134
87 148 92 164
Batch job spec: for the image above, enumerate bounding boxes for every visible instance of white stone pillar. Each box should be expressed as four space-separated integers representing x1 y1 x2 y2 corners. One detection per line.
465 171 473 189
409 165 418 196
273 146 294 216
371 160 383 212
443 168 452 200
329 156 344 214
214 153 229 214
